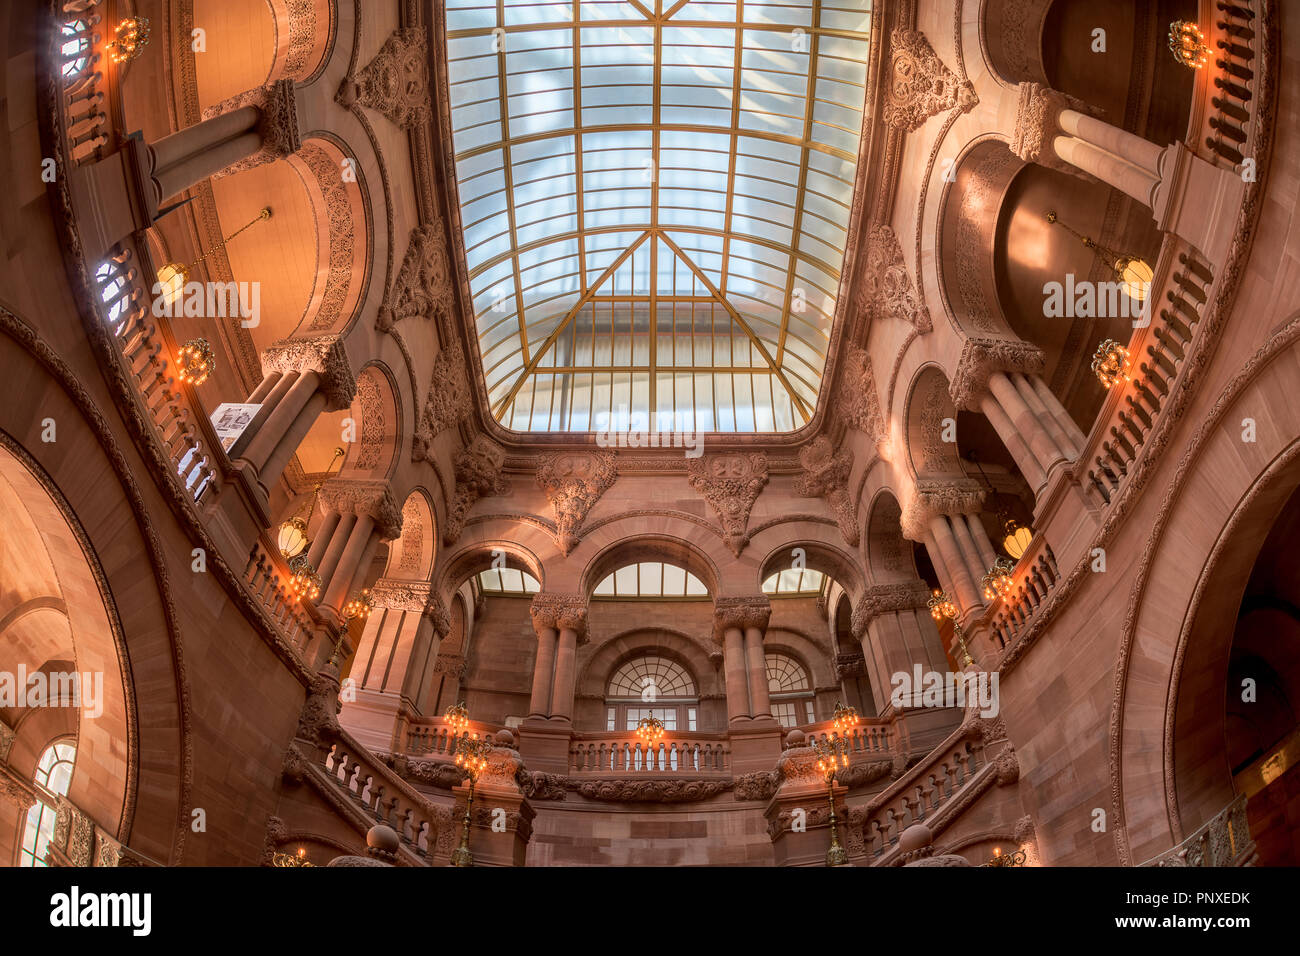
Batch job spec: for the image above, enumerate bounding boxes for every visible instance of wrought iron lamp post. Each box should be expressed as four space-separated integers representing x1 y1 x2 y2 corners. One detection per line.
811 735 850 866
981 846 1028 867
450 734 493 867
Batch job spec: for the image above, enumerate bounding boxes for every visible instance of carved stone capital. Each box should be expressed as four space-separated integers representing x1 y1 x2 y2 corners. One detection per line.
712 596 772 642
536 451 618 556
0 717 14 763
317 478 404 540
899 479 988 541
1010 81 1102 179
686 453 768 556
851 582 934 636
444 436 510 545
795 436 858 546
0 764 36 813
368 579 447 632
261 334 357 411
948 337 1046 411
201 78 302 178
529 593 590 641
882 29 977 132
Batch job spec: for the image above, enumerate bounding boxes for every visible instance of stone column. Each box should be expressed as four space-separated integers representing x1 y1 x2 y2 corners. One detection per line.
712 597 772 725
928 514 981 611
232 335 356 517
527 623 558 719
147 79 302 209
902 479 990 617
314 480 404 614
337 581 449 752
526 594 589 722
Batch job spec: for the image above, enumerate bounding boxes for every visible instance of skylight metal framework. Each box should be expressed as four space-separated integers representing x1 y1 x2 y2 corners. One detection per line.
446 0 871 433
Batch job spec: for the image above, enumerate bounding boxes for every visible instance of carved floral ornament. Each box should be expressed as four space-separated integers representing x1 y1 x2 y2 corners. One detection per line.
261 334 358 411
882 29 977 132
412 342 470 462
528 593 589 641
947 337 1046 412
856 225 932 333
686 453 768 556
835 344 887 442
795 436 859 546
367 579 450 633
711 596 772 643
317 478 405 541
535 451 617 556
200 78 302 179
1010 81 1103 179
338 27 431 130
898 479 987 542
443 436 509 545
378 223 455 334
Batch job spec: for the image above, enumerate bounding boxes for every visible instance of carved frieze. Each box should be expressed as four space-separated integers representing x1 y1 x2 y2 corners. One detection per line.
261 334 357 411
535 451 618 556
833 651 867 680
572 778 730 803
686 453 768 556
733 770 780 802
200 78 301 178
794 436 858 546
899 479 988 541
516 769 568 801
443 436 510 545
882 30 977 132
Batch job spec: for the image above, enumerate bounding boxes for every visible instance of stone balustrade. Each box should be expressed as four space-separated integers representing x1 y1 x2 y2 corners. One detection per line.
568 731 731 774
403 717 504 757
1199 0 1262 169
56 2 109 166
243 534 324 659
986 540 1061 652
1138 794 1257 866
798 718 894 760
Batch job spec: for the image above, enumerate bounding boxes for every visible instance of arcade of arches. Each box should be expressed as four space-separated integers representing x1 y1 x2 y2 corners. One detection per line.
0 0 1294 868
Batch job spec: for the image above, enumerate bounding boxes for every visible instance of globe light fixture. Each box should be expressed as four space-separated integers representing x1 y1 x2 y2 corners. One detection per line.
1092 339 1133 389
175 338 215 386
1046 211 1153 303
811 735 850 866
155 207 271 308
276 447 343 560
1002 519 1034 560
1168 20 1210 69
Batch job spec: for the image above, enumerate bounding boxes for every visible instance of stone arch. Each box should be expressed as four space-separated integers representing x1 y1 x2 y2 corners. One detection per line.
383 488 436 581
579 533 721 601
865 489 920 583
903 364 965 482
763 630 836 697
338 362 402 481
1113 325 1300 865
435 539 547 609
577 629 718 702
265 0 335 84
753 533 865 604
980 0 1052 86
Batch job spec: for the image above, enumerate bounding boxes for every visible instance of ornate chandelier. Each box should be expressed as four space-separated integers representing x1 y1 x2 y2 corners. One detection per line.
831 701 859 733
175 338 215 386
635 714 666 745
343 588 374 622
1168 20 1210 68
108 17 150 64
1091 339 1133 389
287 554 322 602
444 701 470 735
980 558 1016 602
928 589 957 623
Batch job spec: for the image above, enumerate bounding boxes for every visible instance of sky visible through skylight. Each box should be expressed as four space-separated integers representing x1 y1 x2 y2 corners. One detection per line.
446 0 872 433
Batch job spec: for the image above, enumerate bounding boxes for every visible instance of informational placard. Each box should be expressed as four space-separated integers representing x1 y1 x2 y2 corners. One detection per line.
210 402 262 451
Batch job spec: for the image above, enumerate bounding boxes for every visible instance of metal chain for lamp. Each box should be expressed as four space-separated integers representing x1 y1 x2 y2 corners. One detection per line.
278 447 344 559
158 207 272 302
1045 210 1153 301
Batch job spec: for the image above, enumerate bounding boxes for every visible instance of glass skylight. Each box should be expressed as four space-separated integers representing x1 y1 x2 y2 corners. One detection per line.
446 0 872 433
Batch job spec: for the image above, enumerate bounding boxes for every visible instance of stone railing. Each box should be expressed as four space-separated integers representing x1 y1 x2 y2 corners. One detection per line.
568 731 731 774
799 718 894 760
1082 238 1213 506
321 730 443 860
93 243 220 503
1198 0 1262 170
859 728 991 861
243 533 325 657
404 717 505 757
1139 794 1257 867
56 1 111 166
986 539 1061 652
44 793 161 867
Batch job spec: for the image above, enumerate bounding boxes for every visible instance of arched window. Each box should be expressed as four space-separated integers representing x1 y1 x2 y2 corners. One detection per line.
766 653 815 728
59 21 91 80
605 654 699 733
593 563 709 598
18 740 76 867
477 568 540 594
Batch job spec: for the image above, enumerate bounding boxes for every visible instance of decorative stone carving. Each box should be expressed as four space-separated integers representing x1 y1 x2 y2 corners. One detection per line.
261 334 358 411
833 651 866 680
994 746 1020 786
1014 813 1037 845
857 226 932 333
318 478 404 540
794 436 858 546
686 453 768 556
882 29 977 132
529 593 589 641
378 223 455 332
1010 81 1102 179
571 779 730 803
711 596 772 643
837 759 893 789
851 581 935 637
297 143 360 333
431 653 465 678
201 78 301 178
443 436 510 545
280 0 318 79
368 579 447 632
899 479 988 541
0 718 14 762
0 767 36 813
733 770 780 802
947 336 1046 411
536 451 618 555
412 341 470 459
403 758 466 790
347 28 430 129
835 345 887 441
516 769 569 801
295 675 342 746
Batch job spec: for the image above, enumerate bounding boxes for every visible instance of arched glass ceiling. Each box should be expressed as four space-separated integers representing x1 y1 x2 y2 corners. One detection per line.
446 0 872 433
